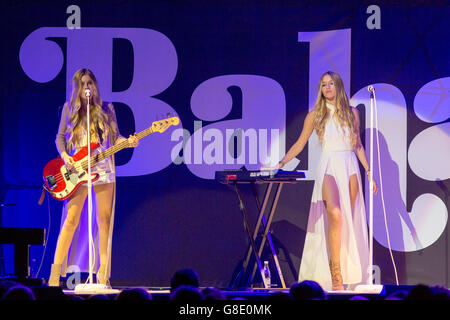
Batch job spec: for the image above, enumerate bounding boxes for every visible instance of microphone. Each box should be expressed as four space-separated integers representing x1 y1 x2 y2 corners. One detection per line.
368 85 374 98
84 88 91 97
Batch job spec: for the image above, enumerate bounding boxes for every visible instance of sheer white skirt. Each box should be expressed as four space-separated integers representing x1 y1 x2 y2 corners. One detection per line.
298 150 369 290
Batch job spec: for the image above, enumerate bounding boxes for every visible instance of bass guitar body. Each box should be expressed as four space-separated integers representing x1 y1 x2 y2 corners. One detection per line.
43 142 100 201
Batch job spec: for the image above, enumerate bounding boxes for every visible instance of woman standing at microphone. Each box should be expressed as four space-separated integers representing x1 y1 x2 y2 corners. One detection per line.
48 69 139 287
274 71 377 291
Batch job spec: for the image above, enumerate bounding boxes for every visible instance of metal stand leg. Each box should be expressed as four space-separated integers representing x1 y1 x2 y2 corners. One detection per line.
250 183 287 288
241 183 273 285
233 184 268 288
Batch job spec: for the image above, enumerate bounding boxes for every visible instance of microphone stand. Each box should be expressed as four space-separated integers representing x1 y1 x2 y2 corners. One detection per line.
355 86 383 294
74 89 108 293
369 87 374 286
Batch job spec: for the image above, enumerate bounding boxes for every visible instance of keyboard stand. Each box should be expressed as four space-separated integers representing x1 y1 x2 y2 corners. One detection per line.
231 180 297 289
248 182 287 289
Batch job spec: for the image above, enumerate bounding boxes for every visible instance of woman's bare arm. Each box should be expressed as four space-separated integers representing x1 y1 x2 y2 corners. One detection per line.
352 107 378 194
277 110 315 169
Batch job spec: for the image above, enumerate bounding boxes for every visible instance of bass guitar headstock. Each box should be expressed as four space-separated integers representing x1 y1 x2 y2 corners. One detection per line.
152 113 180 133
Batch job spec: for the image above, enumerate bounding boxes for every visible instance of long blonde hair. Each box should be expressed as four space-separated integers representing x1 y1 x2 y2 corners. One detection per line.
66 69 117 149
313 71 357 148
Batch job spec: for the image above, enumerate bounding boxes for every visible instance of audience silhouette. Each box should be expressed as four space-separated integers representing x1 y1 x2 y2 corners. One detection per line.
115 288 152 301
170 285 204 301
170 268 200 291
289 280 327 300
2 284 36 300
2 270 450 301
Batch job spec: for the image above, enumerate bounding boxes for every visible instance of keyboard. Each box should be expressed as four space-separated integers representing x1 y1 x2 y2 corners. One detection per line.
215 169 306 184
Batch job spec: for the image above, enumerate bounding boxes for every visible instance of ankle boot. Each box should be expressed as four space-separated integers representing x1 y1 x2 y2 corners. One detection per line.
96 264 109 286
329 260 344 291
48 264 62 287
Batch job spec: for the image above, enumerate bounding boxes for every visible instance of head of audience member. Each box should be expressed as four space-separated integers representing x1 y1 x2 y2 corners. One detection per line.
170 285 204 301
2 285 36 300
407 284 434 300
0 280 19 299
289 280 327 300
202 287 226 300
115 288 152 301
170 268 199 291
429 286 450 300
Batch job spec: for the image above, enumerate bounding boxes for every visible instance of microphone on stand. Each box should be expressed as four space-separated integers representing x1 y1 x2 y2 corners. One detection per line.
75 85 109 292
368 85 374 98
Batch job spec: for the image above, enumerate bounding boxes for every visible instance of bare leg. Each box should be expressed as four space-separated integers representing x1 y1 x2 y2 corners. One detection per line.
322 174 342 264
349 174 359 213
322 173 344 290
93 183 114 268
53 187 88 265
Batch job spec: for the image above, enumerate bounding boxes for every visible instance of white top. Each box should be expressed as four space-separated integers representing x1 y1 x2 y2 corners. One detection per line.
322 103 353 152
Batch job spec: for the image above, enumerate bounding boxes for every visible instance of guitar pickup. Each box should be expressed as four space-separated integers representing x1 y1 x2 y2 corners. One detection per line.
45 176 57 190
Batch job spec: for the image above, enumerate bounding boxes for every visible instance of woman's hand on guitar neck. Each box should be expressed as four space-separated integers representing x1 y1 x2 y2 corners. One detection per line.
117 134 139 148
127 133 139 148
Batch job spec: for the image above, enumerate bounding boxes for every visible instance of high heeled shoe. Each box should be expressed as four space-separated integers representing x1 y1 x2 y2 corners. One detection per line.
96 264 109 286
329 260 344 291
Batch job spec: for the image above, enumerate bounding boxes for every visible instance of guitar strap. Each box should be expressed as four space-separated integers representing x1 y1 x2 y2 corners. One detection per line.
38 186 47 205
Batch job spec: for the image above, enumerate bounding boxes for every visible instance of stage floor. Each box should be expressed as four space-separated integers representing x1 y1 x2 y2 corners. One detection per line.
62 286 384 300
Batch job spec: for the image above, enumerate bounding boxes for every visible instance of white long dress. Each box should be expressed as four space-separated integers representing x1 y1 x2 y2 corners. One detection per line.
298 103 369 291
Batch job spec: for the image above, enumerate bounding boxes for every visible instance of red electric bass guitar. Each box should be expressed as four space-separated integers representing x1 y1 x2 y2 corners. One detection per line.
42 116 179 200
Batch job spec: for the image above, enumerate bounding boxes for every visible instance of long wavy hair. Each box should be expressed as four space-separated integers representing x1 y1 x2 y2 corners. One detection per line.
313 71 357 148
65 69 118 149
